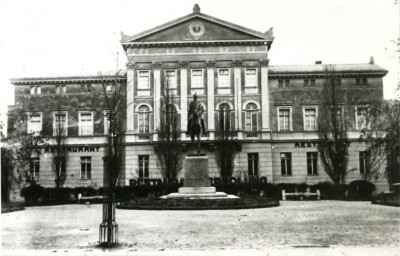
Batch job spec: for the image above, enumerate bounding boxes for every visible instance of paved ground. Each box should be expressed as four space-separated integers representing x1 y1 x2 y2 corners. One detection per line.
1 201 399 255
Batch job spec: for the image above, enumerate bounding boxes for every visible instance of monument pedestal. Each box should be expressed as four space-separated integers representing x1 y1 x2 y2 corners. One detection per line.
161 155 238 199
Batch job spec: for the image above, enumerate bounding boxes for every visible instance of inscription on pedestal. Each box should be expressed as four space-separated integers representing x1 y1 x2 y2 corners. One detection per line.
184 155 210 187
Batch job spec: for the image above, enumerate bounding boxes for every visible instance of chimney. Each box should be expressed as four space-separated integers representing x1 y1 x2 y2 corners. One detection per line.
315 61 322 64
369 56 374 64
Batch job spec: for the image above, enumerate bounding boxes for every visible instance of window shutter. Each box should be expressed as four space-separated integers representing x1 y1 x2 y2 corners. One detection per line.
134 113 139 132
203 112 208 130
149 113 154 132
230 111 235 131
242 111 246 131
258 111 262 130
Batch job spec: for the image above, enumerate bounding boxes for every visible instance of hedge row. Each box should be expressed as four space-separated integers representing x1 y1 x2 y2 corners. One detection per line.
20 179 376 205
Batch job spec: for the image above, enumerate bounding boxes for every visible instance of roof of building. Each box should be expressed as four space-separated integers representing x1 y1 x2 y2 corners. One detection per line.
10 73 127 85
120 4 273 45
269 63 388 75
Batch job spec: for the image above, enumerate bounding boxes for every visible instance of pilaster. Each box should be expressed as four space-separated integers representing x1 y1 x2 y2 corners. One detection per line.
233 61 242 139
260 59 270 139
153 62 162 141
126 65 135 133
180 62 188 139
207 61 215 140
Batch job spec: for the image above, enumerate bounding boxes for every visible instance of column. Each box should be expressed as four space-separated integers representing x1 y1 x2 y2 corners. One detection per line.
153 62 162 141
180 62 188 139
233 61 242 139
207 61 215 140
260 59 270 139
126 65 135 133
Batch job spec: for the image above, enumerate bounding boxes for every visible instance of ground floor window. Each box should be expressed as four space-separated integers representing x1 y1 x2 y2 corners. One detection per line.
30 158 40 180
247 153 259 176
80 157 91 179
307 152 318 175
359 151 370 174
281 153 292 176
138 155 149 178
55 157 66 178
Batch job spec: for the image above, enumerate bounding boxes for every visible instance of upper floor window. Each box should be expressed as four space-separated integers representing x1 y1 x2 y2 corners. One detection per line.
137 70 151 96
310 79 315 87
217 68 231 95
27 113 42 136
165 70 178 96
333 108 343 129
104 111 110 135
244 69 258 94
217 103 234 131
356 107 369 130
135 105 153 135
278 108 291 131
62 85 67 93
80 84 91 92
303 108 317 131
304 79 316 88
191 69 204 95
244 102 259 133
53 112 68 136
79 112 93 136
30 86 41 95
285 79 290 87
304 79 309 87
278 80 283 88
356 78 367 86
56 85 61 94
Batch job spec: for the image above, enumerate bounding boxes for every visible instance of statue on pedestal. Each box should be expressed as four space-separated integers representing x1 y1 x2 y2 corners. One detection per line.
187 93 206 154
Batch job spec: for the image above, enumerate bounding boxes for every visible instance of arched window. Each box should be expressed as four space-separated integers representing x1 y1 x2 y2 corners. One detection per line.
217 103 234 131
161 104 180 132
134 105 153 136
243 102 259 133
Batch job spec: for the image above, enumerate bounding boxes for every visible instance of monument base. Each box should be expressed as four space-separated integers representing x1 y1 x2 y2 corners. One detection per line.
161 155 239 200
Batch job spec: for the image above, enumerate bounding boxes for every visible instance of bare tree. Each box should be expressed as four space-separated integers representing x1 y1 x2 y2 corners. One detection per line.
214 107 238 179
53 106 68 188
92 70 126 247
317 65 350 185
156 77 183 180
363 99 400 188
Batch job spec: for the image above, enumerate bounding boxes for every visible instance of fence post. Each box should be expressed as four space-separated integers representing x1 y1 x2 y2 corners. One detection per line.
282 190 286 200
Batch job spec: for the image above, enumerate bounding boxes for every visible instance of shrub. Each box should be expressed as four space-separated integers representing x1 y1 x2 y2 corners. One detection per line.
21 185 45 204
276 183 297 193
297 183 309 193
348 180 375 199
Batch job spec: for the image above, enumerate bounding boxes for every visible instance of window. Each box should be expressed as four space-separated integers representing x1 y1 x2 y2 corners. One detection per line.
333 108 343 129
106 84 112 92
248 153 259 176
54 157 66 179
356 78 367 86
165 70 178 95
285 79 290 87
80 84 91 92
310 79 315 87
278 108 291 131
191 69 204 95
162 104 179 132
362 78 367 86
244 103 259 134
217 103 234 131
61 85 67 93
79 112 93 136
244 69 258 94
30 86 41 95
30 158 40 180
304 79 309 87
217 69 231 95
137 105 151 134
359 151 370 174
304 108 317 131
138 71 151 96
138 155 149 178
278 80 283 88
53 113 68 136
80 157 91 179
56 85 61 94
28 113 42 136
307 152 318 175
281 153 292 176
104 111 110 135
356 107 369 130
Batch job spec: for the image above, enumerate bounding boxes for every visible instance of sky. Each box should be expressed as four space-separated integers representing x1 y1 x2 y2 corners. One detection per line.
0 0 399 133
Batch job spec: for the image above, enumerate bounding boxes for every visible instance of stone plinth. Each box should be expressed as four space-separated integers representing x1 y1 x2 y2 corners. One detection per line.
161 154 239 200
183 155 210 187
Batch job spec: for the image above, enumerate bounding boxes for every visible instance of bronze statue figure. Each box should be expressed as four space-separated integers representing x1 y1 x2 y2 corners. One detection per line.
187 93 206 154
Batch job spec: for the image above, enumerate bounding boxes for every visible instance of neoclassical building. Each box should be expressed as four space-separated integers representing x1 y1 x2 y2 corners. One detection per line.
8 5 389 191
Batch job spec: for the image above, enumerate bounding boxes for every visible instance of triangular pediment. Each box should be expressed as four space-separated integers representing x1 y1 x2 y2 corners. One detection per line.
121 8 273 45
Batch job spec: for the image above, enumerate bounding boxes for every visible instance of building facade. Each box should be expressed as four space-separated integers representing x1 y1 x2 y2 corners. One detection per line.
8 5 389 191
